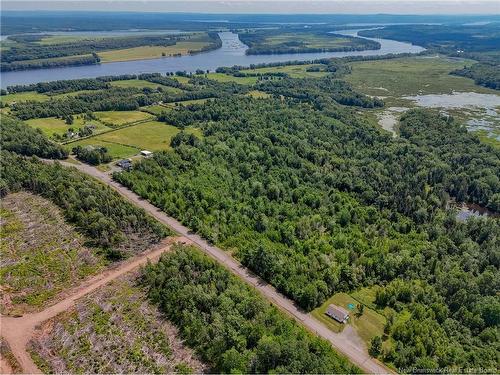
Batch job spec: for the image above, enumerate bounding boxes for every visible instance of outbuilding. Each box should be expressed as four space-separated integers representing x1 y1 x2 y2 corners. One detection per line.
116 159 133 170
140 150 153 157
325 304 350 324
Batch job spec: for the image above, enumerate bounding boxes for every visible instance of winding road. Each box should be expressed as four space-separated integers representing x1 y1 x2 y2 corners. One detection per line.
1 160 393 374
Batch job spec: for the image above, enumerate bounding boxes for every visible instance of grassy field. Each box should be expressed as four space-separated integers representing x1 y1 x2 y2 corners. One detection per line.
66 138 140 159
25 116 110 138
109 80 185 95
0 91 49 105
37 35 103 45
345 56 494 97
140 104 170 115
163 98 209 108
247 90 271 98
68 121 202 159
0 192 106 314
94 110 154 126
312 292 386 347
245 64 328 78
98 41 211 63
205 72 259 84
29 275 205 374
97 121 201 151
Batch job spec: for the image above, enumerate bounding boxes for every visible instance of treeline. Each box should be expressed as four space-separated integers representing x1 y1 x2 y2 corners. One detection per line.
451 62 500 90
6 78 110 95
1 54 101 72
0 116 68 159
10 75 249 119
238 29 380 55
257 76 384 108
0 151 169 258
114 97 499 368
2 34 179 63
142 245 359 374
5 73 189 94
11 87 159 119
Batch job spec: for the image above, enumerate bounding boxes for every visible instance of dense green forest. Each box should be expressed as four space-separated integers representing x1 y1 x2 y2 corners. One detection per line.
142 245 359 374
114 95 499 369
0 151 169 258
0 115 68 159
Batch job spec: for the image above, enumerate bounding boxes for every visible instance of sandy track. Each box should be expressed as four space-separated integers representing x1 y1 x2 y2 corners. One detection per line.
47 160 393 374
0 237 186 374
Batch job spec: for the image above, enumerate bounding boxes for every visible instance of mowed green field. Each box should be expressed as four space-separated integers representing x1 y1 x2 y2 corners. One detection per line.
109 80 184 94
345 56 495 96
205 73 259 84
69 121 202 159
244 64 328 78
0 91 49 105
94 110 154 126
24 116 109 137
66 138 139 159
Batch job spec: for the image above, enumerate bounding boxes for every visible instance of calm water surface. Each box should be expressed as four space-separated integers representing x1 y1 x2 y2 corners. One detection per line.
0 30 424 88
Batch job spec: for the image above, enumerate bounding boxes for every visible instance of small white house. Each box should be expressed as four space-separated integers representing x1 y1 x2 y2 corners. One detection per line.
140 150 153 158
325 304 350 324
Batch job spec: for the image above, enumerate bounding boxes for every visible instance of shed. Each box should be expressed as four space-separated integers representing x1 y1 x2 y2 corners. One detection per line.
325 304 350 324
140 150 153 157
116 159 133 170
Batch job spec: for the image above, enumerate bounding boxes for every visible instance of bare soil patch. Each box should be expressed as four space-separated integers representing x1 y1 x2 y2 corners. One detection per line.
28 273 206 374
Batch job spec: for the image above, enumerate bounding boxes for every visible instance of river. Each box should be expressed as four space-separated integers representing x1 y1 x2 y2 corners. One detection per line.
0 30 425 88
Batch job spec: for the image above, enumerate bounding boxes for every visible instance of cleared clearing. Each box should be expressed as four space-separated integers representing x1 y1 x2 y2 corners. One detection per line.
0 192 106 314
28 275 206 374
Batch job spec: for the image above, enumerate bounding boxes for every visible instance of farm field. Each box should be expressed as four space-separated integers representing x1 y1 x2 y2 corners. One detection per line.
260 64 328 78
94 110 154 126
140 104 170 115
109 79 183 93
69 121 202 159
205 72 259 84
0 91 49 105
65 138 140 159
0 192 106 314
28 275 206 374
25 116 109 138
98 41 211 63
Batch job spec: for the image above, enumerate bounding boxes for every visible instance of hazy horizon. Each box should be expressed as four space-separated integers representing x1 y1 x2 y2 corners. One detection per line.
2 0 500 15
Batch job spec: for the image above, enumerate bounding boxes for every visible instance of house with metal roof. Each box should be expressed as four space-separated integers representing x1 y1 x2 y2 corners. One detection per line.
325 304 350 324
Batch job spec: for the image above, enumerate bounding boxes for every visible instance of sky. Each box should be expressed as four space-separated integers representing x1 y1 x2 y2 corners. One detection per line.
2 0 500 14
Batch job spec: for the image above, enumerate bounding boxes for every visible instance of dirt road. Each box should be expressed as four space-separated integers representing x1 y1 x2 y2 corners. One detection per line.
0 238 186 374
50 161 393 374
